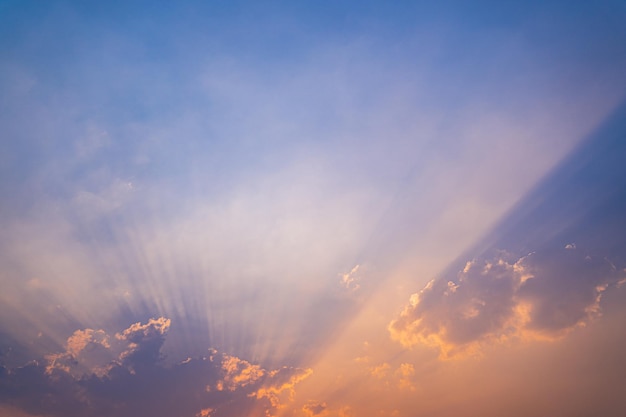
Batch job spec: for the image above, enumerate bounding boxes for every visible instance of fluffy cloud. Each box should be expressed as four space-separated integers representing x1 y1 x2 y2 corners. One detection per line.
0 318 311 417
254 366 313 410
389 246 624 358
212 352 265 392
46 328 112 377
43 318 171 378
115 317 171 372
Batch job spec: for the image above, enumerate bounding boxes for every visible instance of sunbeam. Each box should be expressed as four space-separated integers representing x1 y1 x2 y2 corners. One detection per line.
2 1 626 416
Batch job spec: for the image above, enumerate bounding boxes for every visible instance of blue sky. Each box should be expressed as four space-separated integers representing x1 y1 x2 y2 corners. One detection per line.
1 1 626 416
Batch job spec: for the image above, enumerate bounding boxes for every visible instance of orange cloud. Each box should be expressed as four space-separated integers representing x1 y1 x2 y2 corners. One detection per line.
209 353 265 391
45 328 113 377
254 367 313 410
389 247 624 358
10 318 311 417
303 401 327 416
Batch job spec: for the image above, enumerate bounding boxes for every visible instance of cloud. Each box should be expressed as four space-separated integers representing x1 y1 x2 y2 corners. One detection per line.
395 363 415 391
0 318 311 417
115 317 170 372
389 246 624 358
303 401 328 416
44 317 171 378
340 265 361 292
45 328 112 377
72 178 135 220
253 366 313 410
196 408 214 417
209 351 266 392
359 361 417 393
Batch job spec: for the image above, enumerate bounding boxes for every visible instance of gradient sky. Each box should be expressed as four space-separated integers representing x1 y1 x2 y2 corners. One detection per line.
1 1 626 416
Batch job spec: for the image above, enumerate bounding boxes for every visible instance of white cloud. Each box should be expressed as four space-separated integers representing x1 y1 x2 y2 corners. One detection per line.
340 265 361 291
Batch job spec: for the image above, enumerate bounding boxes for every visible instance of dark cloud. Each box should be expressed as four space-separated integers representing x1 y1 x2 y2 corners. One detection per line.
0 318 311 417
389 246 625 357
115 317 170 372
516 248 619 332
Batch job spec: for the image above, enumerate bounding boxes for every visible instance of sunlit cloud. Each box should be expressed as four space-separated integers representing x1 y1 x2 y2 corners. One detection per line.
303 401 327 416
45 328 112 377
389 246 624 358
339 265 361 292
1 318 311 417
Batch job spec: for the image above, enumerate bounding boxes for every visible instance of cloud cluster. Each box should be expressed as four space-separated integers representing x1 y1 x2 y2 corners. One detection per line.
0 318 311 417
389 246 625 358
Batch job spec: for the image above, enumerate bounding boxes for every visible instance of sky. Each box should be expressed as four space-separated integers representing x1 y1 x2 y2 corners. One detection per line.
1 1 626 416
